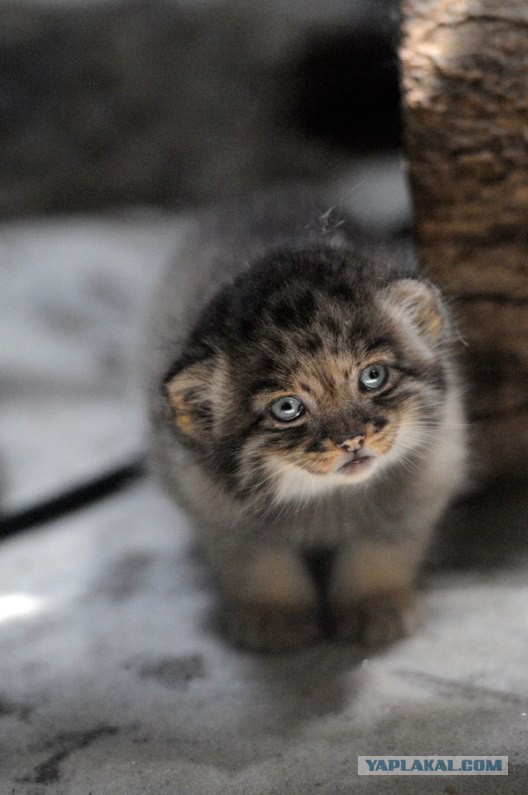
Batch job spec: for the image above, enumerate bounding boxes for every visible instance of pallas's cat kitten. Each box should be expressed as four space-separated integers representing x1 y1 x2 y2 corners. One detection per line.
147 193 467 651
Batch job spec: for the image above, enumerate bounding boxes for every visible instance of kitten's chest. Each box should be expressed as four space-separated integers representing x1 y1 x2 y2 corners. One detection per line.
260 481 408 549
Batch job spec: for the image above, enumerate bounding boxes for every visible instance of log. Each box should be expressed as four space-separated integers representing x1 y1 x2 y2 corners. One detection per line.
400 0 528 482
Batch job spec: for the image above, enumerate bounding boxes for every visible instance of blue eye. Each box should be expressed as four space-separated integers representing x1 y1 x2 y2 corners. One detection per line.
359 364 389 391
270 396 305 422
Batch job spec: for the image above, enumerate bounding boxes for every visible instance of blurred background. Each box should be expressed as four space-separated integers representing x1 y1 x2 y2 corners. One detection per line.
1 0 401 215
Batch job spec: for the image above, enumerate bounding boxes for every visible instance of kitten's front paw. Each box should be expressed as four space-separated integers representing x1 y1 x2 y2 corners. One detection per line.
226 602 320 653
334 589 421 647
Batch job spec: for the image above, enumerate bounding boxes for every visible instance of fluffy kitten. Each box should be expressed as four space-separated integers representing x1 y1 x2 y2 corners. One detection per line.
147 192 467 652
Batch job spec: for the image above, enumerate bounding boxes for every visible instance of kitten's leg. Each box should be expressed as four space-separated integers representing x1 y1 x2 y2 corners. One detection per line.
220 548 320 652
329 538 425 646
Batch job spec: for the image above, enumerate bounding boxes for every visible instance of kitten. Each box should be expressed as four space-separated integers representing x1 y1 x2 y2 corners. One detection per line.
146 192 467 652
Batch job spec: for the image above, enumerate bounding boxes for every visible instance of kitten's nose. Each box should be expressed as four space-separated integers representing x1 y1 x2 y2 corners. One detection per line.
337 434 365 453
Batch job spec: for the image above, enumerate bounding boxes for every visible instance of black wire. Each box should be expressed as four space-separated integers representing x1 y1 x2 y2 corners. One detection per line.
0 457 147 540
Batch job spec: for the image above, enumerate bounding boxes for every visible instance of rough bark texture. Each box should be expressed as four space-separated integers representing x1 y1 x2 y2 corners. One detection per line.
400 0 528 481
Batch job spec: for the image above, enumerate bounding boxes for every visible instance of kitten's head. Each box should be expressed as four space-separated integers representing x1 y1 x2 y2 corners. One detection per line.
163 247 453 509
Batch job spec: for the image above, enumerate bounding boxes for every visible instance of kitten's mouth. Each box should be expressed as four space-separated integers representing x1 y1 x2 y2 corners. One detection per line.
338 456 373 475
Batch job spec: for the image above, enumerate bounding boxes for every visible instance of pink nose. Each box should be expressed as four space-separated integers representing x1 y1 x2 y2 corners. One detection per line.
338 435 365 453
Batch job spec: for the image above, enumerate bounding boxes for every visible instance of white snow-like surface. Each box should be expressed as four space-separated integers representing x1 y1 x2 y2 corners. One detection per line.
1 207 527 794
0 210 181 509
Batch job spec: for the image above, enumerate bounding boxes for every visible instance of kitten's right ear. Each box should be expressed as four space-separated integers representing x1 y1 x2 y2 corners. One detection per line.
163 359 217 440
383 278 447 346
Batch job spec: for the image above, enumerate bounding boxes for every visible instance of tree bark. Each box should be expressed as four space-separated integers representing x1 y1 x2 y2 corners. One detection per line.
400 0 528 481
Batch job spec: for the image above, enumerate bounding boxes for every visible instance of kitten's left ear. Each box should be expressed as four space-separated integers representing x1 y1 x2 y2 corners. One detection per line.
164 358 218 440
383 279 446 345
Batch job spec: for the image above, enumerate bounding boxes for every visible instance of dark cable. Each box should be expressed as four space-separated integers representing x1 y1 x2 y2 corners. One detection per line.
0 457 147 540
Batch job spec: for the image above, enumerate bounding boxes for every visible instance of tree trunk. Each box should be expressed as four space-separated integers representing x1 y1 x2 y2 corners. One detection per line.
400 0 528 482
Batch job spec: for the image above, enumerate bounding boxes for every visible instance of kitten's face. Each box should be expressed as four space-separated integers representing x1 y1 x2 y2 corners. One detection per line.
164 250 450 507
244 352 417 500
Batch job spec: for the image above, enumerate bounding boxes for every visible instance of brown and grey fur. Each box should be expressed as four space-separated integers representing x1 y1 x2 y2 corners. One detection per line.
146 192 467 651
